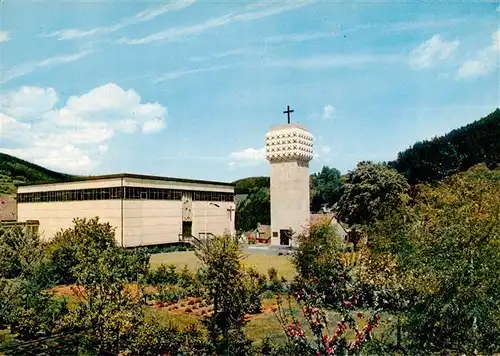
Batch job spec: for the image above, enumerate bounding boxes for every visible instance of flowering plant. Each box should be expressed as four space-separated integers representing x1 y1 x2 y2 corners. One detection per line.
274 288 381 355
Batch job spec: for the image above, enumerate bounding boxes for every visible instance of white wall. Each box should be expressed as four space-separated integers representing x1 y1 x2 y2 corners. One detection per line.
17 178 123 193
122 200 182 247
270 161 310 246
17 200 122 242
192 201 236 238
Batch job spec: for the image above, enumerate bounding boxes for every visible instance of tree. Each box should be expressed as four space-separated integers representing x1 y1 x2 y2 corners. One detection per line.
0 225 44 279
56 218 150 354
194 234 255 355
235 187 270 232
336 162 410 227
389 108 500 184
367 164 500 354
310 166 343 212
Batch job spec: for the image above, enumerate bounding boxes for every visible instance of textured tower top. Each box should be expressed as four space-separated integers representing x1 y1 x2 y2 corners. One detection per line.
265 124 314 162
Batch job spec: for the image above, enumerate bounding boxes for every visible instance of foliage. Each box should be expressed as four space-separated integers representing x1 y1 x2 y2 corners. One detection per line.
144 243 194 254
0 152 76 195
233 176 270 194
236 187 271 232
274 290 381 355
367 164 500 354
273 219 382 355
310 166 343 212
42 217 121 285
0 225 44 279
55 218 150 354
194 234 255 355
389 108 500 184
147 263 178 285
0 278 68 341
336 162 410 227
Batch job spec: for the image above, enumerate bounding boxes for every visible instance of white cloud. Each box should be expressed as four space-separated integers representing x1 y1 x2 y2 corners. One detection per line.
1 87 58 118
43 0 196 40
228 147 266 167
2 146 96 173
266 53 400 69
409 34 459 69
457 29 500 79
322 105 335 120
0 31 11 42
119 0 315 45
1 49 94 84
0 83 167 174
154 64 231 83
189 47 260 62
0 113 31 141
264 31 337 44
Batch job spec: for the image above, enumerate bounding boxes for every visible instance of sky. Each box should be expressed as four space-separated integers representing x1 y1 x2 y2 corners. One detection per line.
1 0 499 182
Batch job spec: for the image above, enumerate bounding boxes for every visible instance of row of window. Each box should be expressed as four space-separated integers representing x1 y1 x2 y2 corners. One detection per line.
17 186 234 203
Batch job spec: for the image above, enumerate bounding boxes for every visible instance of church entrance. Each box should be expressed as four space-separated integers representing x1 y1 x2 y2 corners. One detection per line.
279 229 291 245
182 221 192 238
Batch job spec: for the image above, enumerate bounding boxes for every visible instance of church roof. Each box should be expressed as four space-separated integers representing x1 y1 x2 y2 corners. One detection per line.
16 173 235 188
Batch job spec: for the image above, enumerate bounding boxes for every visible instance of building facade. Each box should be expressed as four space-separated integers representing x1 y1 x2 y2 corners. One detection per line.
265 123 314 246
16 174 235 247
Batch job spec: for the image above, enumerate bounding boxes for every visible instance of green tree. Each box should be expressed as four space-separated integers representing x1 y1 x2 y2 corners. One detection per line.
336 162 410 227
194 234 254 355
0 225 44 279
56 218 150 354
367 164 500 354
235 187 270 232
310 166 343 212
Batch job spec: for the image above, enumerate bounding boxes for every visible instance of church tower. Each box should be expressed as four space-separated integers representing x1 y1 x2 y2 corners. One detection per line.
265 107 313 246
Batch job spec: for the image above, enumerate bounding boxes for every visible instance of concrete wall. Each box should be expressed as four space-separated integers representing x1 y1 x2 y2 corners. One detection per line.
17 200 122 242
192 201 235 238
17 176 235 247
17 178 123 193
122 200 182 247
0 196 17 221
123 177 234 193
269 161 310 246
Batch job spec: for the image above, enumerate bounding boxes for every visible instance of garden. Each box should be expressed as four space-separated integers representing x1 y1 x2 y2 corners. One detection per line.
0 163 499 355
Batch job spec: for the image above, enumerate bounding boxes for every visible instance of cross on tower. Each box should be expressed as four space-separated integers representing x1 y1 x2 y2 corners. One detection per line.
283 105 294 124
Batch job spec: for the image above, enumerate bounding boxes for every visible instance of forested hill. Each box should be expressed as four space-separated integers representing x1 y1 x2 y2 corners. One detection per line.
389 108 500 184
0 153 75 195
233 176 270 194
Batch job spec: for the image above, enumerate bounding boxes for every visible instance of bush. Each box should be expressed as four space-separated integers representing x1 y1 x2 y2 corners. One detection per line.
155 284 185 306
147 263 178 285
0 226 43 279
0 278 68 340
44 217 118 285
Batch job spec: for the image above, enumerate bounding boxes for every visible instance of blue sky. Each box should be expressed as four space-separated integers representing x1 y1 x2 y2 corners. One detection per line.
1 0 499 182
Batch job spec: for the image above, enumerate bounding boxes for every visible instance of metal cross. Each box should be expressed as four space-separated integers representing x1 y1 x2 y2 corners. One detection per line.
227 206 235 221
283 105 294 124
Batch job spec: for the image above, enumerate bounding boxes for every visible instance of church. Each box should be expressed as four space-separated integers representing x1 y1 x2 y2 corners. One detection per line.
14 106 315 248
16 174 236 247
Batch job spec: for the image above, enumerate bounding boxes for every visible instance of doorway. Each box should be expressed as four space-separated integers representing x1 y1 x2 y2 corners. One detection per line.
279 229 291 246
182 221 192 237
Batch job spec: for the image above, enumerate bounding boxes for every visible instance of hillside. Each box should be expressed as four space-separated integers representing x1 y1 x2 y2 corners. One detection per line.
389 108 500 184
0 153 76 195
232 176 270 194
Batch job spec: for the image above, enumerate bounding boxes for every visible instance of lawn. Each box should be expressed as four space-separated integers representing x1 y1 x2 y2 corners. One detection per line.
149 250 296 280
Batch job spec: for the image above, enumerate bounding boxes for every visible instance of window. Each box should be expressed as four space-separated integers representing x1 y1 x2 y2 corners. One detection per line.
18 186 232 203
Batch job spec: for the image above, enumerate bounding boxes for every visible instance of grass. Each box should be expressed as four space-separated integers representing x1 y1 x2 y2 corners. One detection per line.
150 251 296 280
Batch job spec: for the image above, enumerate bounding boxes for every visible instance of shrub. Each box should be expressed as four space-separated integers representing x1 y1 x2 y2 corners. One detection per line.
44 217 118 285
0 225 43 279
147 263 178 285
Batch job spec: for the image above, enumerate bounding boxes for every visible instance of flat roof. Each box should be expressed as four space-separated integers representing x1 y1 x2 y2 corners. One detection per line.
16 173 235 188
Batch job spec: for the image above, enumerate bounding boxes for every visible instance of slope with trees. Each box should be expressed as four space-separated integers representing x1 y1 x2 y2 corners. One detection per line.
0 153 76 195
389 108 500 184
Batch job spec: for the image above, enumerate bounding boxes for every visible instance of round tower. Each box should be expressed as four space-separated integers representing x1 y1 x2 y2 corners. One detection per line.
265 123 313 246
